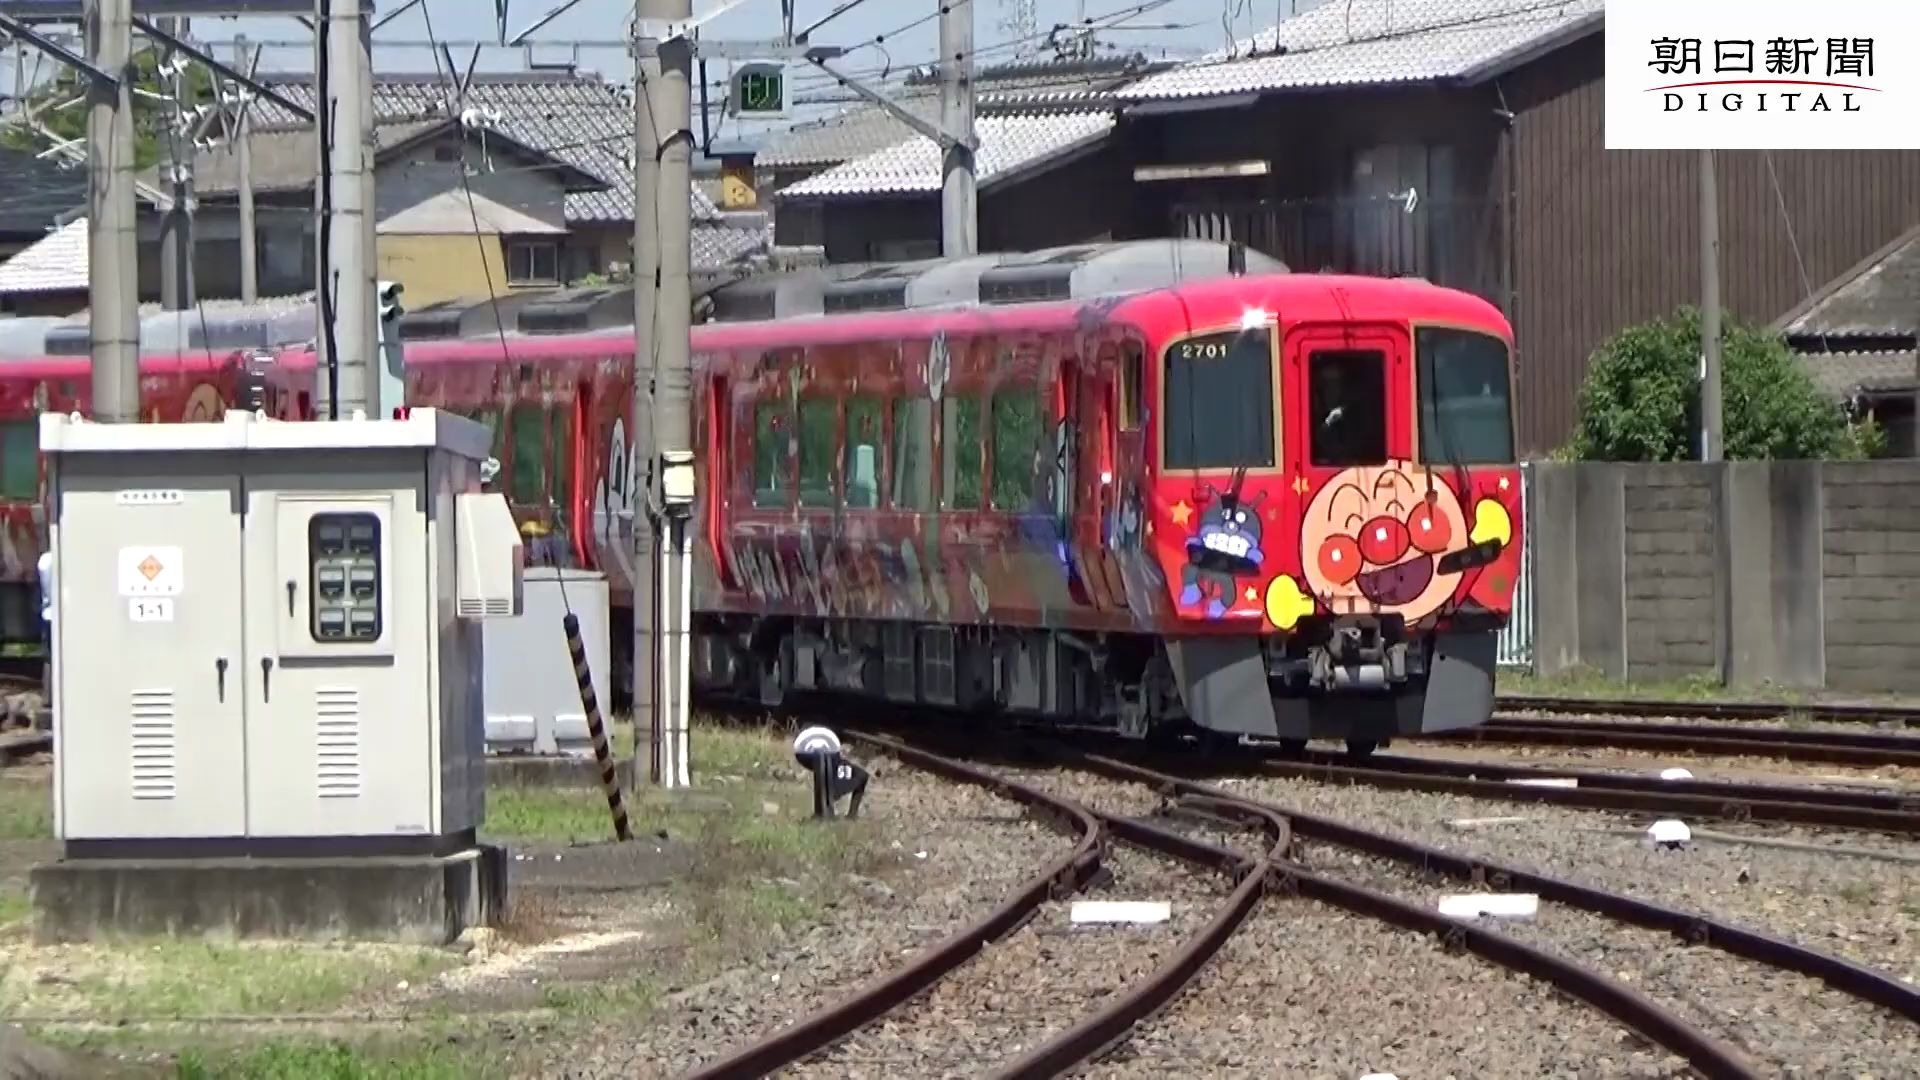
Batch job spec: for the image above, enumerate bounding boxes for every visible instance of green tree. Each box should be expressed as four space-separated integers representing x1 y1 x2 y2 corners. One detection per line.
1568 306 1883 462
0 47 216 170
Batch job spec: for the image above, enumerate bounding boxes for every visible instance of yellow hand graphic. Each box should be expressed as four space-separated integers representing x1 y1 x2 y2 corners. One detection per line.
1470 498 1512 550
1264 574 1315 630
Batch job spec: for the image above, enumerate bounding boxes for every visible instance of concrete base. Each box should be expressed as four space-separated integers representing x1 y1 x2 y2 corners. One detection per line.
28 844 509 946
487 754 636 788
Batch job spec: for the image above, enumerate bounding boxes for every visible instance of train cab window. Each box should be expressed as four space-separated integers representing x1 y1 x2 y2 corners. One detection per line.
1163 329 1275 470
890 396 934 512
752 400 790 509
942 393 984 510
797 397 838 509
1119 341 1145 432
0 421 36 499
1415 327 1515 464
844 395 886 509
990 386 1044 511
1308 350 1388 467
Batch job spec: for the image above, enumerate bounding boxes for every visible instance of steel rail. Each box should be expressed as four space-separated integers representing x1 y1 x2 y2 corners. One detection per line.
1497 694 1920 728
1231 753 1920 835
1458 718 1920 769
867 735 1757 1080
1081 751 1920 1027
1296 748 1920 815
676 736 1106 1080
986 791 1284 1079
1490 715 1920 752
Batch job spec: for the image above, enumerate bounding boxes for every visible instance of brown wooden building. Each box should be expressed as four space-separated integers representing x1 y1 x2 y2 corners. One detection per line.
783 0 1920 454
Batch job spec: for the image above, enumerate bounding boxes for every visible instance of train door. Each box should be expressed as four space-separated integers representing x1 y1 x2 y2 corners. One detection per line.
1057 353 1121 611
705 367 738 590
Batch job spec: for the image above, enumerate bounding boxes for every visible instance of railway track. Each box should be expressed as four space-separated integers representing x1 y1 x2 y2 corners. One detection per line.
1449 713 1920 769
689 724 1920 1078
1497 693 1920 728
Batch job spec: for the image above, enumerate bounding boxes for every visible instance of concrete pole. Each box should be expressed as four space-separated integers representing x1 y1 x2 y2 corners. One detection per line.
235 35 256 302
1699 148 1723 463
314 0 377 419
85 0 139 424
938 0 976 256
158 16 194 310
633 0 694 789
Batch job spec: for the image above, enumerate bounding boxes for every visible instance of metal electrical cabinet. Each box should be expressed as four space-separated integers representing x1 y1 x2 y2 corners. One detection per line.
41 410 524 852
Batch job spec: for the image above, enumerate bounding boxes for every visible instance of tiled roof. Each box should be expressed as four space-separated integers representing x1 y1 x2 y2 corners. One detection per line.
759 55 1160 169
0 217 87 294
185 116 603 198
1776 224 1920 343
1122 0 1603 102
250 72 719 225
1796 349 1918 398
777 112 1116 200
0 144 86 236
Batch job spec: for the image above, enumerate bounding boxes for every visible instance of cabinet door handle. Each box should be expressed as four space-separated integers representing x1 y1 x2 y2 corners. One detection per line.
215 657 228 703
286 579 297 617
260 657 274 703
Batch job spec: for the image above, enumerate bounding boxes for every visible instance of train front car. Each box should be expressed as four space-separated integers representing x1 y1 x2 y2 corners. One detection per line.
1118 275 1523 753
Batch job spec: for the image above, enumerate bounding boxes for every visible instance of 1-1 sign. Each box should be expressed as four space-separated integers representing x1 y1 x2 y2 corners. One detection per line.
730 63 786 118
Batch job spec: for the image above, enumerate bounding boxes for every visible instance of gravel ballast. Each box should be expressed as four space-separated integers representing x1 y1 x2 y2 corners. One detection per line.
783 844 1230 1078
1224 773 1920 1074
549 757 1070 1080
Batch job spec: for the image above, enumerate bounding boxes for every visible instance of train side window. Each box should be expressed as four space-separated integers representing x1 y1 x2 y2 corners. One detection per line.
844 395 886 509
1308 350 1388 467
1119 342 1144 432
508 406 546 505
548 405 574 499
942 393 984 510
890 396 933 512
797 397 837 509
752 400 790 508
0 421 36 499
990 386 1043 511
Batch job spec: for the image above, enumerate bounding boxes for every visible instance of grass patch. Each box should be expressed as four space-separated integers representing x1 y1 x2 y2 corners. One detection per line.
0 773 51 839
1499 667 1815 705
538 975 660 1018
170 1036 502 1080
1 941 456 1020
0 887 28 927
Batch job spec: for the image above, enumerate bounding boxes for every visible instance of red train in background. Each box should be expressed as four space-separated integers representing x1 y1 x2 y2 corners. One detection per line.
0 239 1522 750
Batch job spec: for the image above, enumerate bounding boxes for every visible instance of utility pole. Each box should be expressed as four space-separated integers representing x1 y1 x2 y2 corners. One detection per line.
314 0 377 419
1699 148 1723 463
234 35 256 302
158 16 194 311
938 0 976 256
632 0 694 789
86 0 139 423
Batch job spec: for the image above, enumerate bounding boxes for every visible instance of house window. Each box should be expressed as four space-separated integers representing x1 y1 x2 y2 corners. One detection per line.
507 240 560 286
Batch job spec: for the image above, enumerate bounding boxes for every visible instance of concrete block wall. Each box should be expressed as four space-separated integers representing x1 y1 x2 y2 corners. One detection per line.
1531 459 1920 692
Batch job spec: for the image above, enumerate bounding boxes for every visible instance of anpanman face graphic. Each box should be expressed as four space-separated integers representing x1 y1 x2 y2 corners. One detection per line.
1300 459 1468 623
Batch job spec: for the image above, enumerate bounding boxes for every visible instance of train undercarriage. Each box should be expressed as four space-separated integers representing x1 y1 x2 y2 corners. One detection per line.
687 615 1500 757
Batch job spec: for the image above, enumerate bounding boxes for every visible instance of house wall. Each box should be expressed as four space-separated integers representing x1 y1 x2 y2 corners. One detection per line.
374 139 569 230
793 143 1131 262
1502 33 1920 454
377 233 518 307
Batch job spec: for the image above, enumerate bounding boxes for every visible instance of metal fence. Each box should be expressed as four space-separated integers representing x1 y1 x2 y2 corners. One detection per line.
1496 462 1535 671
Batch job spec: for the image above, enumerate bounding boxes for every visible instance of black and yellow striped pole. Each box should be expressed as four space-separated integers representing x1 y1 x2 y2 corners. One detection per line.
564 613 631 842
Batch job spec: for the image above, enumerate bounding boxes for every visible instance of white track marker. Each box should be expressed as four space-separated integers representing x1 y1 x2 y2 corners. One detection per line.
1659 767 1694 780
1645 819 1692 849
1446 816 1534 830
1070 901 1171 925
1437 893 1540 920
1505 777 1578 788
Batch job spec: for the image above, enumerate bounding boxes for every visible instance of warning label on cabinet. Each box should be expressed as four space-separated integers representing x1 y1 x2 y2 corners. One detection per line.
118 546 183 597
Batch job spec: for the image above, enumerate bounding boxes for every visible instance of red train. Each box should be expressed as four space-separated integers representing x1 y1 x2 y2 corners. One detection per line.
0 240 1522 750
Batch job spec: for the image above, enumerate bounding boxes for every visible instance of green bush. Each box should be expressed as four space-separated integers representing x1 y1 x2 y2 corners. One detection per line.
1568 306 1882 462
